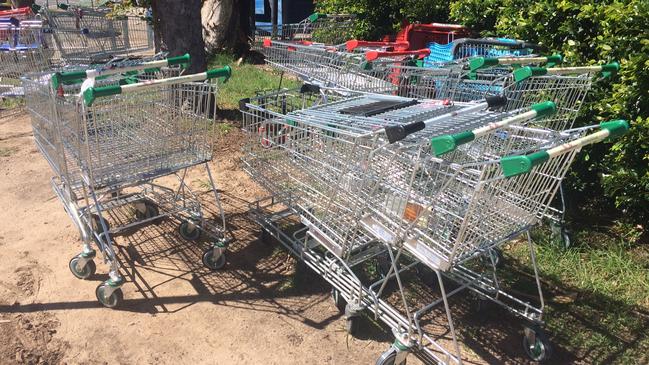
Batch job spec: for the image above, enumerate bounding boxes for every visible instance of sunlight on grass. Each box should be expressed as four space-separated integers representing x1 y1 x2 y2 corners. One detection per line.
506 228 649 364
208 53 301 110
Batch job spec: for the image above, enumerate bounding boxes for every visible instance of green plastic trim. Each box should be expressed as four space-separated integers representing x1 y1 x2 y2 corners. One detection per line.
501 150 550 177
106 276 125 287
206 65 232 82
80 250 96 259
430 131 475 156
31 4 41 13
308 13 326 22
57 3 69 10
513 66 548 82
119 76 139 85
83 85 122 107
52 70 87 89
600 119 629 140
545 54 563 67
286 119 297 127
600 62 620 78
393 339 411 351
360 61 373 71
167 53 190 68
530 101 557 118
469 57 500 71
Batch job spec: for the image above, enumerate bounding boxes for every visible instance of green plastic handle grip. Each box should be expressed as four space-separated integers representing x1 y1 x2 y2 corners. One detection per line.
167 53 190 67
57 3 69 10
308 13 326 22
430 131 475 157
51 70 88 90
83 85 122 107
500 151 550 178
206 66 232 82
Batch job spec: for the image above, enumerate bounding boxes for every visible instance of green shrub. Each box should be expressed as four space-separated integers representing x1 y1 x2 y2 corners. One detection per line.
450 0 649 228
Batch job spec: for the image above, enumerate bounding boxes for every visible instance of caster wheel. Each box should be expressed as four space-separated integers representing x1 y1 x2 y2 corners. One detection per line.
331 288 346 313
68 256 96 279
376 347 406 365
523 326 552 362
259 230 273 244
482 248 503 268
178 220 201 241
375 254 393 278
90 214 110 235
95 283 123 309
345 316 359 336
135 201 159 221
202 249 226 270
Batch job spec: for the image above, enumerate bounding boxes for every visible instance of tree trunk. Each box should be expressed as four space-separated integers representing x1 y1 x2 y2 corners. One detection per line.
202 0 251 56
152 0 206 73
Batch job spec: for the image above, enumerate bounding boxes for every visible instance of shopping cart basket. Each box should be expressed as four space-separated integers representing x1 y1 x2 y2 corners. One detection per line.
39 4 153 64
1 19 52 117
241 86 628 363
23 60 232 308
260 38 436 92
423 37 542 67
253 12 355 48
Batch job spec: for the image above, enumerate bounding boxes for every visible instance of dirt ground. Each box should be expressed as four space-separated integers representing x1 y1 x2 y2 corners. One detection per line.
0 111 555 364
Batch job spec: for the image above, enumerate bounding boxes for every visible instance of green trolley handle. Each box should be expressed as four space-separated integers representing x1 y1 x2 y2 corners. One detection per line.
51 54 191 90
513 62 620 82
500 120 629 177
430 101 556 156
470 54 563 72
83 66 232 107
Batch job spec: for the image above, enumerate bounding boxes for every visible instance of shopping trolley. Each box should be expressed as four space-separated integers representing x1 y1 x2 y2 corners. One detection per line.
260 38 437 92
39 3 153 64
253 13 355 48
0 6 38 20
423 38 542 67
241 86 628 363
0 18 52 117
23 58 232 308
346 22 472 53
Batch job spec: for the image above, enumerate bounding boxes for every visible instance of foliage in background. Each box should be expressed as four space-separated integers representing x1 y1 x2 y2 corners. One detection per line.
317 0 649 232
315 0 451 40
450 0 649 231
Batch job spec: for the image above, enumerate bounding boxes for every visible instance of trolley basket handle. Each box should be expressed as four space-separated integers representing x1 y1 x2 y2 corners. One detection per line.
383 95 507 144
365 48 431 61
83 66 232 107
52 53 191 89
346 39 410 51
430 101 556 156
470 54 562 71
514 62 620 82
500 120 629 177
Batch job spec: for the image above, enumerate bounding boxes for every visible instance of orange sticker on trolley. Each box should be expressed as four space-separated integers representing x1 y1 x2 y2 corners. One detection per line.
403 202 424 222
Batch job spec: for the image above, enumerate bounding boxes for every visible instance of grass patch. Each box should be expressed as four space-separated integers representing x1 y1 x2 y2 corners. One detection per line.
0 97 24 111
208 53 301 110
506 227 649 364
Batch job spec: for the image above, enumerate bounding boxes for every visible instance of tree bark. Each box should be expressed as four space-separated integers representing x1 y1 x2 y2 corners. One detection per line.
202 0 251 56
152 0 207 73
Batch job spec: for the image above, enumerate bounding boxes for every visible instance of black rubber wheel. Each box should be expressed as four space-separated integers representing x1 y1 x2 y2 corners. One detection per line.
135 201 159 221
202 249 226 270
376 347 406 365
331 288 346 313
90 214 110 235
482 247 503 268
68 256 96 280
523 326 553 362
95 284 123 309
178 220 201 241
345 316 359 336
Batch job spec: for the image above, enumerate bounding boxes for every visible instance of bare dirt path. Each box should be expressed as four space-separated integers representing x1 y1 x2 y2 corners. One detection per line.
0 113 411 365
